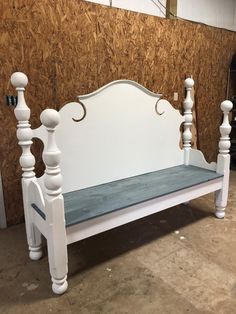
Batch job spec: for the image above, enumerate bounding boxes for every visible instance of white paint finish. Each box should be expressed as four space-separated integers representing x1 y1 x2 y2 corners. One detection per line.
178 0 236 31
183 78 194 165
79 80 162 99
86 0 236 31
11 72 43 260
215 155 230 218
85 0 108 6
36 81 184 193
28 181 45 260
66 178 223 244
40 109 63 197
45 196 68 295
29 181 45 211
22 180 43 260
11 72 232 295
0 172 7 228
39 109 68 294
32 209 47 239
215 100 233 218
218 100 233 156
189 149 216 171
85 0 167 17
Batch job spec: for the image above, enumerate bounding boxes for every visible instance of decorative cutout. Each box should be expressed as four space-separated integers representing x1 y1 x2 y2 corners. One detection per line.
72 99 87 122
155 98 164 116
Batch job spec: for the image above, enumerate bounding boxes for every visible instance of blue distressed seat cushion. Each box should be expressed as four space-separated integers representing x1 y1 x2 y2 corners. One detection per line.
32 165 222 227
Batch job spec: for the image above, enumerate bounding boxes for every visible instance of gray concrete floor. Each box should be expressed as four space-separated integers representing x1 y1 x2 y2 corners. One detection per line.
0 172 236 314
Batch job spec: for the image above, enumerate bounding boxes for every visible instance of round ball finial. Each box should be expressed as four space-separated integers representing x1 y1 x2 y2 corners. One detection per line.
220 100 233 112
184 77 194 89
11 72 28 88
40 109 60 129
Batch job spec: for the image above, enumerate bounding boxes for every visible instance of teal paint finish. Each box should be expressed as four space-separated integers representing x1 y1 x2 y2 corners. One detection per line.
32 165 222 227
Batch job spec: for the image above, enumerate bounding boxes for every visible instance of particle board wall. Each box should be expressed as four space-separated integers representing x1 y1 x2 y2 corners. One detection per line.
0 0 235 224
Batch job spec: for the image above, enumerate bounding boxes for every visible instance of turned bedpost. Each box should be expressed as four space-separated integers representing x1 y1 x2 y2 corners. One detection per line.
218 100 233 158
40 109 62 197
11 72 42 260
183 78 194 165
11 72 35 179
215 100 233 219
40 109 68 295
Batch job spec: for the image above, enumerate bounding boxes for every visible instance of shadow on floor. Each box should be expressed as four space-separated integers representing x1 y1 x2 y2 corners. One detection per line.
0 199 213 306
67 202 212 276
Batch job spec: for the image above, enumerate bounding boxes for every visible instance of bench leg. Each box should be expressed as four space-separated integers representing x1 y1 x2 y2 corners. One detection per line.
215 177 230 219
47 228 68 294
23 183 43 261
28 223 43 260
46 198 68 295
47 237 68 294
215 154 230 219
215 189 228 219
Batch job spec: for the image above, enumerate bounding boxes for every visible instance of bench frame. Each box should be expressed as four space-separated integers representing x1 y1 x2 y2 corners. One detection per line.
11 72 232 294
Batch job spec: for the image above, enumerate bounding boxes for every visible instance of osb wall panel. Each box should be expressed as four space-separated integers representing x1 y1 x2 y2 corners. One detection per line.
0 0 56 224
1 0 236 224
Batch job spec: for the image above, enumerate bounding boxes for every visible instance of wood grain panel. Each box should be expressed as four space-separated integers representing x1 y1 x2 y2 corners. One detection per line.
1 0 235 224
0 0 55 224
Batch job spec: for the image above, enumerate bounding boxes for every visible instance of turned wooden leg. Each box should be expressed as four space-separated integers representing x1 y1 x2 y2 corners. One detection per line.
23 193 43 260
47 234 68 294
215 189 227 219
23 185 43 261
51 276 68 295
28 224 43 260
215 206 225 219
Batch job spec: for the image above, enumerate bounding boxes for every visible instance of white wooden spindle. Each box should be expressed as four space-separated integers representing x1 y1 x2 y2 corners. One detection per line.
183 78 194 165
11 73 35 179
11 72 42 260
218 100 233 156
215 100 233 219
40 109 68 294
40 109 62 197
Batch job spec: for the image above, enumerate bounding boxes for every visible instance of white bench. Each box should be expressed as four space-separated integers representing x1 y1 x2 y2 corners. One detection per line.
11 72 232 294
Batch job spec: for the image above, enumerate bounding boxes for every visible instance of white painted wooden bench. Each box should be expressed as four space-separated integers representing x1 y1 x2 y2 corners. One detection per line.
11 72 232 294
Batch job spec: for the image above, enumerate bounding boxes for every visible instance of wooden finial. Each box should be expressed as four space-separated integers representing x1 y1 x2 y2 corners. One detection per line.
40 109 62 196
11 72 28 88
183 77 194 164
219 100 233 155
11 72 35 179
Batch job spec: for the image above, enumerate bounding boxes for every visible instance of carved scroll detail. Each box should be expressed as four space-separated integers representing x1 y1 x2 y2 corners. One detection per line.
155 98 164 116
72 99 87 122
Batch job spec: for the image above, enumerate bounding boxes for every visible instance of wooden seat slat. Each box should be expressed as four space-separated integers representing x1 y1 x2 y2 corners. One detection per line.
32 165 222 226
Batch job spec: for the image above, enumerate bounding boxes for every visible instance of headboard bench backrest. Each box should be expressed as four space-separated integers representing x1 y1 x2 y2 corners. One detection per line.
11 73 193 194
35 80 186 193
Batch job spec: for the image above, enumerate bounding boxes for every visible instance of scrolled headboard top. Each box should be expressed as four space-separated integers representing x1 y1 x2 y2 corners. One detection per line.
78 80 162 100
34 80 184 193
